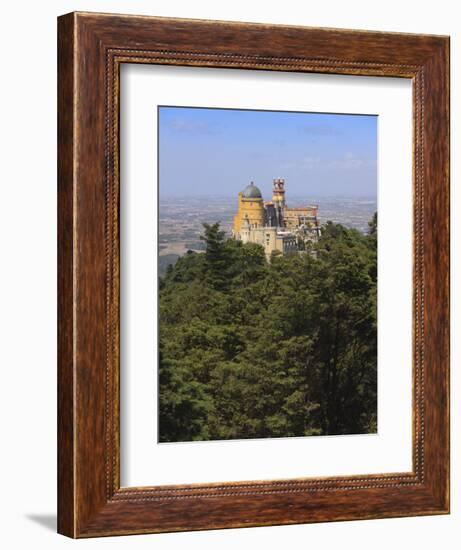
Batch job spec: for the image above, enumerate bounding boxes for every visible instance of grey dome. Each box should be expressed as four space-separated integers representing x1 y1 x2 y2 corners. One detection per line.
242 182 262 199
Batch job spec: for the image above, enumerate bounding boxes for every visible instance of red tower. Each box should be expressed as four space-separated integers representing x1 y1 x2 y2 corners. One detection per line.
272 177 286 207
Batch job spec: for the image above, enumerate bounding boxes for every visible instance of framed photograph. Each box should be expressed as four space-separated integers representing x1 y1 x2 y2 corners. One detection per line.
58 12 450 537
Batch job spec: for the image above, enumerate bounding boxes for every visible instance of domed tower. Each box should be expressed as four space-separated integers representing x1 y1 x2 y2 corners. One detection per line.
232 181 265 236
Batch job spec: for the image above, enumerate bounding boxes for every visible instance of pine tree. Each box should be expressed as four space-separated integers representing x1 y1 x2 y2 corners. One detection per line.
200 222 230 290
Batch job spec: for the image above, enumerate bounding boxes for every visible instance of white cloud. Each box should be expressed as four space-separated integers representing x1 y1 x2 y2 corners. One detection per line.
299 124 342 136
329 152 376 170
281 153 375 173
168 118 219 135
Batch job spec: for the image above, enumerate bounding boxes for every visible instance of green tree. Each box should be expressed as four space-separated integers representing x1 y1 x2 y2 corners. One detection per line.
368 211 377 236
200 222 231 290
158 218 377 442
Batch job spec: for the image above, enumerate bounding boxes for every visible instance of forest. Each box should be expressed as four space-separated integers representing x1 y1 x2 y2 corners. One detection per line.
158 214 377 442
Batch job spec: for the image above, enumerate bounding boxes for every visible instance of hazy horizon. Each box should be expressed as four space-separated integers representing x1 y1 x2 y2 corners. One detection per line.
159 194 377 200
159 106 377 199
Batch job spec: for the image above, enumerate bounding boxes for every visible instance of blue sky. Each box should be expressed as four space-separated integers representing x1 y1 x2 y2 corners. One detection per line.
158 106 377 199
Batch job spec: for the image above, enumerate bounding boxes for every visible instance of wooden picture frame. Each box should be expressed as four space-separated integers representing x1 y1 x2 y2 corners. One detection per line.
57 12 450 538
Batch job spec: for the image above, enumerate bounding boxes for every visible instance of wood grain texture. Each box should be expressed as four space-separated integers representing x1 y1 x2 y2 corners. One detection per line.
57 12 75 537
57 11 450 538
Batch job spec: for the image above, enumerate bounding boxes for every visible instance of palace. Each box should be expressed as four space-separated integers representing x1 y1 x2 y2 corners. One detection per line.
232 178 320 259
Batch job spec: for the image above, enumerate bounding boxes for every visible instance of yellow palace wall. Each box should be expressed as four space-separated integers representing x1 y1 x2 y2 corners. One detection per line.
233 192 265 234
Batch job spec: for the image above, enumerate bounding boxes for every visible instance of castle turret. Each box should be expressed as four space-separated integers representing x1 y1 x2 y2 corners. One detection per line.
272 178 286 208
240 215 251 243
